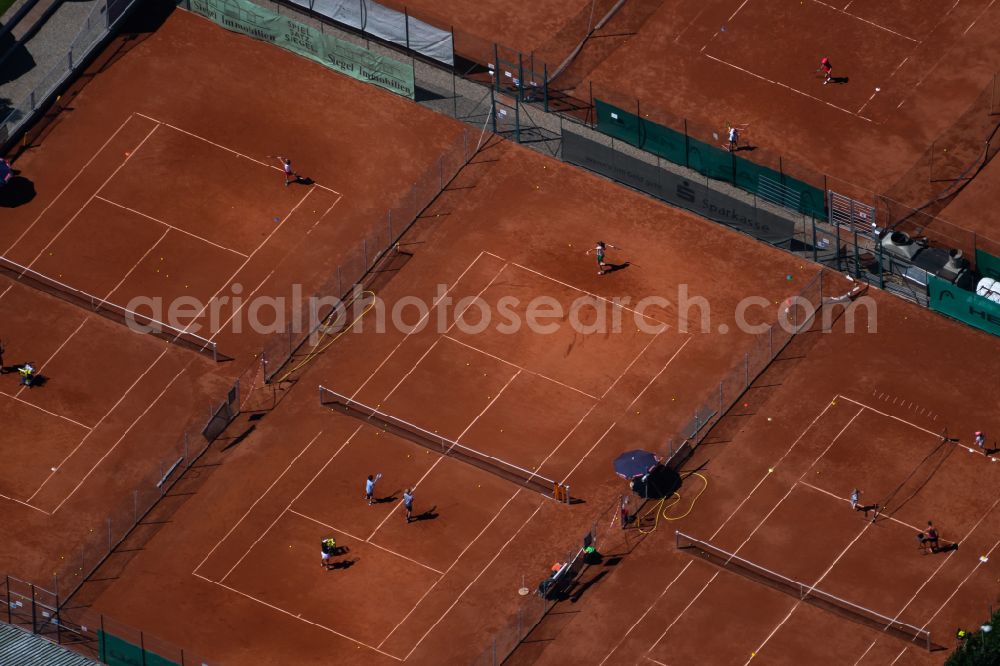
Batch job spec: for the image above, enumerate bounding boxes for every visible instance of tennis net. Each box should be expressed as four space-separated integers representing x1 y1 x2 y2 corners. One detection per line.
319 385 569 501
0 254 220 361
675 530 934 651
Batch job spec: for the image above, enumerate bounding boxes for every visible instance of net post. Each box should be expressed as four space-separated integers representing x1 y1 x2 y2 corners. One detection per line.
564 485 570 504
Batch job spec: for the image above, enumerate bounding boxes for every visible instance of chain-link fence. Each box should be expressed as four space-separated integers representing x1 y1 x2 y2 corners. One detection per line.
0 0 139 152
260 125 476 385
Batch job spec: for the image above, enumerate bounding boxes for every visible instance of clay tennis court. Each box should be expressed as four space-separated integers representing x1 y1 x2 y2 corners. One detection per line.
75 38 827 656
534 288 1000 665
0 271 231 586
4 1 1000 664
572 0 1000 196
0 1 465 605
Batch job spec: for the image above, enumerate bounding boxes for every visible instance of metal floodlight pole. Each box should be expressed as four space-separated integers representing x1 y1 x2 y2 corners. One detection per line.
543 63 549 112
31 584 36 633
744 353 750 388
107 517 112 553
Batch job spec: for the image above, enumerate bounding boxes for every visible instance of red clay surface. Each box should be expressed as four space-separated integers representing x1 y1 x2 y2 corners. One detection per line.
1 1 465 606
571 0 1000 196
535 289 1000 665
5 3 1000 666
79 40 823 660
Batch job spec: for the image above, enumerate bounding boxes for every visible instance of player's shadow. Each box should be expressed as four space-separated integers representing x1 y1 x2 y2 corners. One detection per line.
829 76 849 85
602 262 630 275
0 176 37 207
411 506 438 522
290 176 314 187
327 558 357 571
374 491 399 504
931 542 959 554
733 144 756 152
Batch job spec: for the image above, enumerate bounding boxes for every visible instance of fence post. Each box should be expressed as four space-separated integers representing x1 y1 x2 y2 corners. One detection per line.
684 119 690 168
404 7 410 50
493 43 500 92
543 63 549 113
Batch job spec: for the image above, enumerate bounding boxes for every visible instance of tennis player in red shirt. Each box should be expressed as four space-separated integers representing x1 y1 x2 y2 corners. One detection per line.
820 57 833 85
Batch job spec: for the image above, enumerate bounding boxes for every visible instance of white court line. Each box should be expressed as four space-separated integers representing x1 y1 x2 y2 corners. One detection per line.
402 500 545 661
220 427 361 582
624 336 693 413
888 647 910 665
3 114 139 256
599 561 694 664
964 0 998 35
380 262 509 403
809 0 920 41
560 421 617 485
16 318 88 399
0 284 12 300
95 196 249 257
97 228 169 309
0 390 92 431
744 520 873 664
836 394 942 439
21 124 161 274
837 394 982 458
483 252 670 327
378 488 523 648
797 480 922 533
895 494 1000 630
27 348 170 503
699 0 752 51
175 187 315 342
673 3 711 43
645 659 668 666
441 334 598 401
194 431 325 575
803 407 863 471
209 270 275 343
289 509 445 575
528 402 598 485
703 54 873 122
193 573 402 660
50 363 185 514
601 328 663 400
851 639 879 666
133 112 342 197
0 492 49 515
350 250 490 400
646 571 722 656
709 397 837 541
366 370 522 541
857 89 880 115
919 534 1000 629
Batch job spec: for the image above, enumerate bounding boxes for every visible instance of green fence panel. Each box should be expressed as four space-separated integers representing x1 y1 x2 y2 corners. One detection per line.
99 630 180 666
976 249 1000 280
643 121 687 166
190 0 415 98
686 136 734 183
734 158 827 220
593 99 827 219
927 275 1000 337
594 99 641 145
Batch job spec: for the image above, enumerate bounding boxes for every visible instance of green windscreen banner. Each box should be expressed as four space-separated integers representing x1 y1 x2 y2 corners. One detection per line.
976 248 1000 281
190 0 415 98
99 630 179 666
594 98 827 220
927 274 1000 337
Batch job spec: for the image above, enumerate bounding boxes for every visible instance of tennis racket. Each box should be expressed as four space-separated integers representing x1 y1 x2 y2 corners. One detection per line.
374 473 383 483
